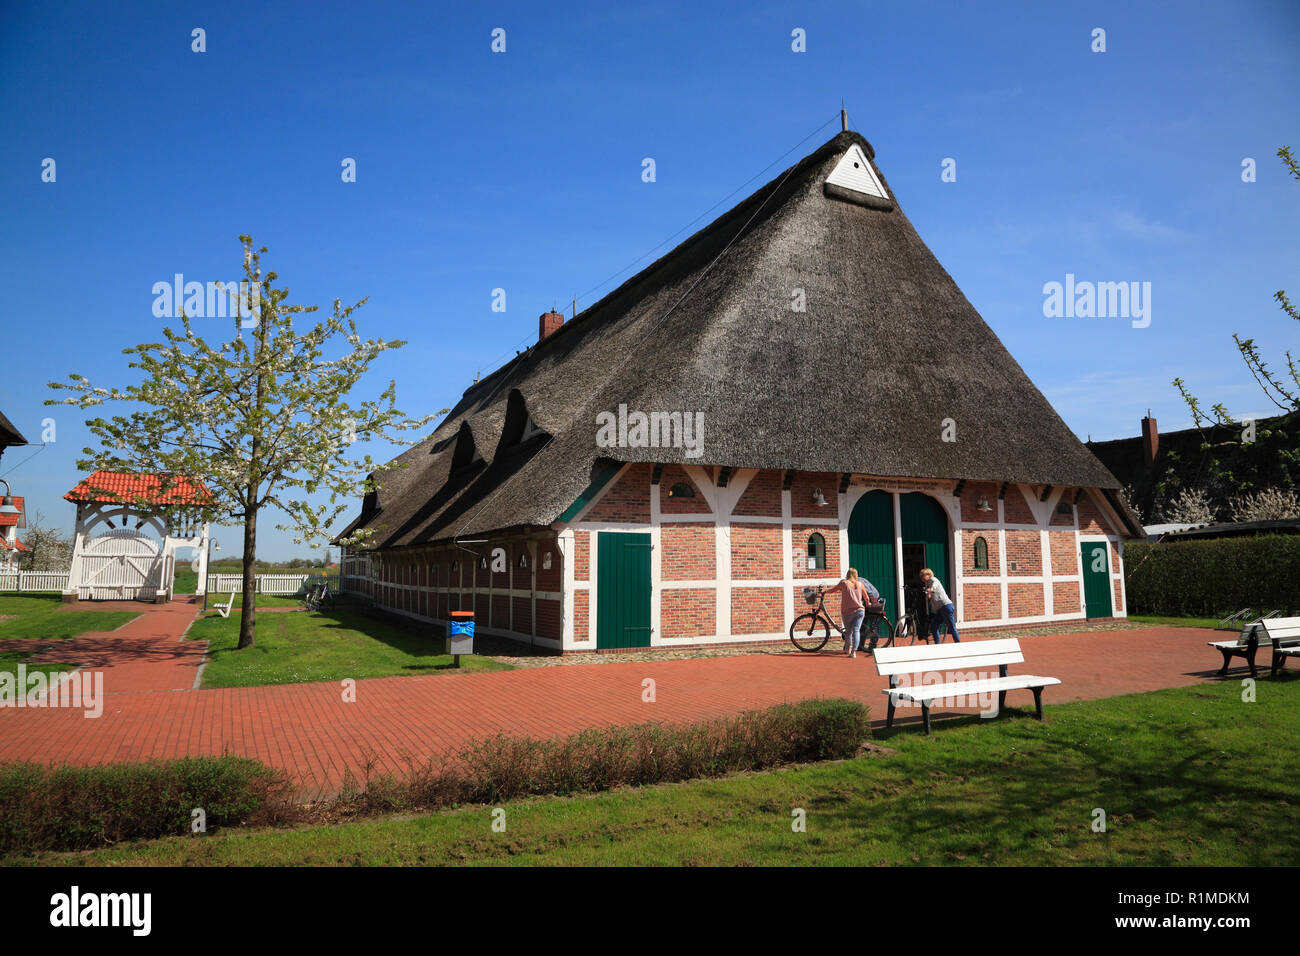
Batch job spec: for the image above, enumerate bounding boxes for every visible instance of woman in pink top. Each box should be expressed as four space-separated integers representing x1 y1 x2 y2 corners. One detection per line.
824 568 871 658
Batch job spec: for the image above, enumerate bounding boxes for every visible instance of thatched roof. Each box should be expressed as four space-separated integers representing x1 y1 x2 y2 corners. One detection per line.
0 409 26 450
342 130 1128 549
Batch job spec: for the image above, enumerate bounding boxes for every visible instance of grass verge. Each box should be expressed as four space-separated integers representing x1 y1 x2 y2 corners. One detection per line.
187 608 513 687
0 595 137 641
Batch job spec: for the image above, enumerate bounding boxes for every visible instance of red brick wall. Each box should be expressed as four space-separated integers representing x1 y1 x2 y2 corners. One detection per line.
512 596 532 634
959 481 1000 524
661 522 714 580
573 530 589 582
1049 531 1079 577
793 524 839 578
1054 581 1081 615
573 590 589 643
730 523 783 579
585 463 652 522
1050 496 1076 526
1004 530 1041 575
731 586 783 634
1009 583 1045 618
659 465 711 515
963 582 1001 620
535 597 561 640
536 536 561 592
1003 485 1035 524
961 529 1000 576
1077 492 1115 535
790 471 838 519
662 589 715 639
733 469 783 517
1113 578 1124 613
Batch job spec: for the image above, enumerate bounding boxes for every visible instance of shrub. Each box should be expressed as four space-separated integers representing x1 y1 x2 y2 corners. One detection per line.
1229 487 1300 522
0 756 292 854
1125 534 1300 616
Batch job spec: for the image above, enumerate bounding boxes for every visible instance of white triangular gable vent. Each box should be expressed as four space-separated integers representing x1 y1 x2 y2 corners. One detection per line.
825 144 888 200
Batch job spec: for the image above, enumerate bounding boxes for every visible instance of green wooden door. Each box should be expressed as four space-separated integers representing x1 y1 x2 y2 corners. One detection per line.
899 493 951 593
848 490 897 618
596 532 652 649
1081 542 1113 619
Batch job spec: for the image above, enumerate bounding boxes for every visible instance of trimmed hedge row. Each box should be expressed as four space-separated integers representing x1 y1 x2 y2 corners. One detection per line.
0 698 871 855
1125 534 1300 617
0 756 292 854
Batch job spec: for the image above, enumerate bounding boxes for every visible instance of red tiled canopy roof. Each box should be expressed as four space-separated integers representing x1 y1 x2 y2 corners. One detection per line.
64 470 212 506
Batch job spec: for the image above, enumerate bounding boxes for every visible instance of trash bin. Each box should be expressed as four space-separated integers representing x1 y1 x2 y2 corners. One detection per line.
447 610 474 664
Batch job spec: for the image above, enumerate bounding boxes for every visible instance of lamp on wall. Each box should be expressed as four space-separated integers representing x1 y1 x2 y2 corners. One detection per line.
0 480 19 517
976 495 993 512
812 488 829 507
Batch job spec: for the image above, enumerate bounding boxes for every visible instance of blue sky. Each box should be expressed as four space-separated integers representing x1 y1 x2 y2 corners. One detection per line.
2 0 1297 558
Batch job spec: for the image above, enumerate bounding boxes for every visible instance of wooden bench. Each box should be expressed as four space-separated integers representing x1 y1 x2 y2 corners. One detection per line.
1206 616 1300 678
874 638 1062 734
212 591 235 619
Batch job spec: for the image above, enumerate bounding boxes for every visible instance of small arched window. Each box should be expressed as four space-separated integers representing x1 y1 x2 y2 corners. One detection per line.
973 536 989 570
668 482 695 499
807 533 827 571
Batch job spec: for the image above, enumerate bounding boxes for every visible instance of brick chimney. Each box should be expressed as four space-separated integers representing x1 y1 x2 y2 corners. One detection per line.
539 311 564 342
1141 413 1158 467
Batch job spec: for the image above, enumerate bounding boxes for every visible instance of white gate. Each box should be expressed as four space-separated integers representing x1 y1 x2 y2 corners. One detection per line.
72 529 172 601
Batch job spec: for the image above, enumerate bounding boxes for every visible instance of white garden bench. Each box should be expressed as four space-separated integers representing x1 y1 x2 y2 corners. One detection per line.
1264 617 1300 677
1230 616 1300 677
874 638 1062 734
212 591 235 619
1206 616 1300 679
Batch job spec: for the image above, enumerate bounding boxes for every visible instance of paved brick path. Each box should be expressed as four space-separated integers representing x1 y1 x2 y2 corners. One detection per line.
0 599 1230 795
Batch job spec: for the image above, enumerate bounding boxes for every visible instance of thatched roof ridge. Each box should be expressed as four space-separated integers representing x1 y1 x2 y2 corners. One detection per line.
342 130 1129 548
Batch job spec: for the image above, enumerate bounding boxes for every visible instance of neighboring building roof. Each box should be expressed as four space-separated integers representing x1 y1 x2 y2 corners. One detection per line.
0 534 27 552
1088 412 1297 521
1142 521 1206 537
1163 517 1300 540
342 129 1131 549
64 470 212 506
0 496 25 528
0 409 26 449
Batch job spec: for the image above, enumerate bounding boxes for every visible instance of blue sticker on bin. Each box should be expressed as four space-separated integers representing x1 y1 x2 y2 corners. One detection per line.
450 620 474 638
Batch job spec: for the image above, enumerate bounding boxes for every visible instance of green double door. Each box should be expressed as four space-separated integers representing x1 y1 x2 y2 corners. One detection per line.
596 532 652 649
1081 542 1113 619
848 491 951 620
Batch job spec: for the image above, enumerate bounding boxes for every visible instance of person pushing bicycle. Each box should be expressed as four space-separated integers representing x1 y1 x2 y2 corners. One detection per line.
822 568 882 658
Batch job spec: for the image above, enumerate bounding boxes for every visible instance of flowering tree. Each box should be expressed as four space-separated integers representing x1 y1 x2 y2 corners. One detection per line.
49 237 442 648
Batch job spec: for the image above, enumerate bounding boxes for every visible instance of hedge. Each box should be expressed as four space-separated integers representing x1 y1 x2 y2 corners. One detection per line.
1125 534 1300 617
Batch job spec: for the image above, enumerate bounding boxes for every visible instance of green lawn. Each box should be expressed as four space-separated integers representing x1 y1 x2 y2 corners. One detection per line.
19 676 1299 866
1130 614 1222 629
188 608 512 688
0 595 137 641
0 648 79 683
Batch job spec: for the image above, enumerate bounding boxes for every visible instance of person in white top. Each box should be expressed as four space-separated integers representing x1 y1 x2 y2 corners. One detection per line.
920 567 960 643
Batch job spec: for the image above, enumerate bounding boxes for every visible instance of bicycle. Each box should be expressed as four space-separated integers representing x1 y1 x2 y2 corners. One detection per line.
895 584 948 645
789 585 895 653
303 580 331 611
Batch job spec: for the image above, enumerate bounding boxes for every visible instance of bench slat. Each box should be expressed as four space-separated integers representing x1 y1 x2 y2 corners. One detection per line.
874 638 1022 665
875 651 1025 676
885 675 1062 702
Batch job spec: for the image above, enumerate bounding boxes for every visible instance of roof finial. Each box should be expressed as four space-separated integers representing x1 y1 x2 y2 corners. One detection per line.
571 297 577 318
840 103 847 132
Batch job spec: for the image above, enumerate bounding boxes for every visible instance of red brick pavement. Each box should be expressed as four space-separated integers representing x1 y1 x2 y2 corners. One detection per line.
0 606 1232 795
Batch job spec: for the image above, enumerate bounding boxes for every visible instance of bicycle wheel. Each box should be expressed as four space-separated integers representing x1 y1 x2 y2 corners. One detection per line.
894 615 917 646
870 614 895 648
789 613 831 652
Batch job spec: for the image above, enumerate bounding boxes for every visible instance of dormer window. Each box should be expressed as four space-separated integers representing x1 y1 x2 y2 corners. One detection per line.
450 421 482 470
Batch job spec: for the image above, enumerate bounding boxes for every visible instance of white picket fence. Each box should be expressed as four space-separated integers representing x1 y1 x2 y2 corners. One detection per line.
0 571 71 592
205 573 339 595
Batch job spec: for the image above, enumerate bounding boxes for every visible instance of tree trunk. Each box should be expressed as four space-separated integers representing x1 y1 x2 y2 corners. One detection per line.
236 506 258 649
